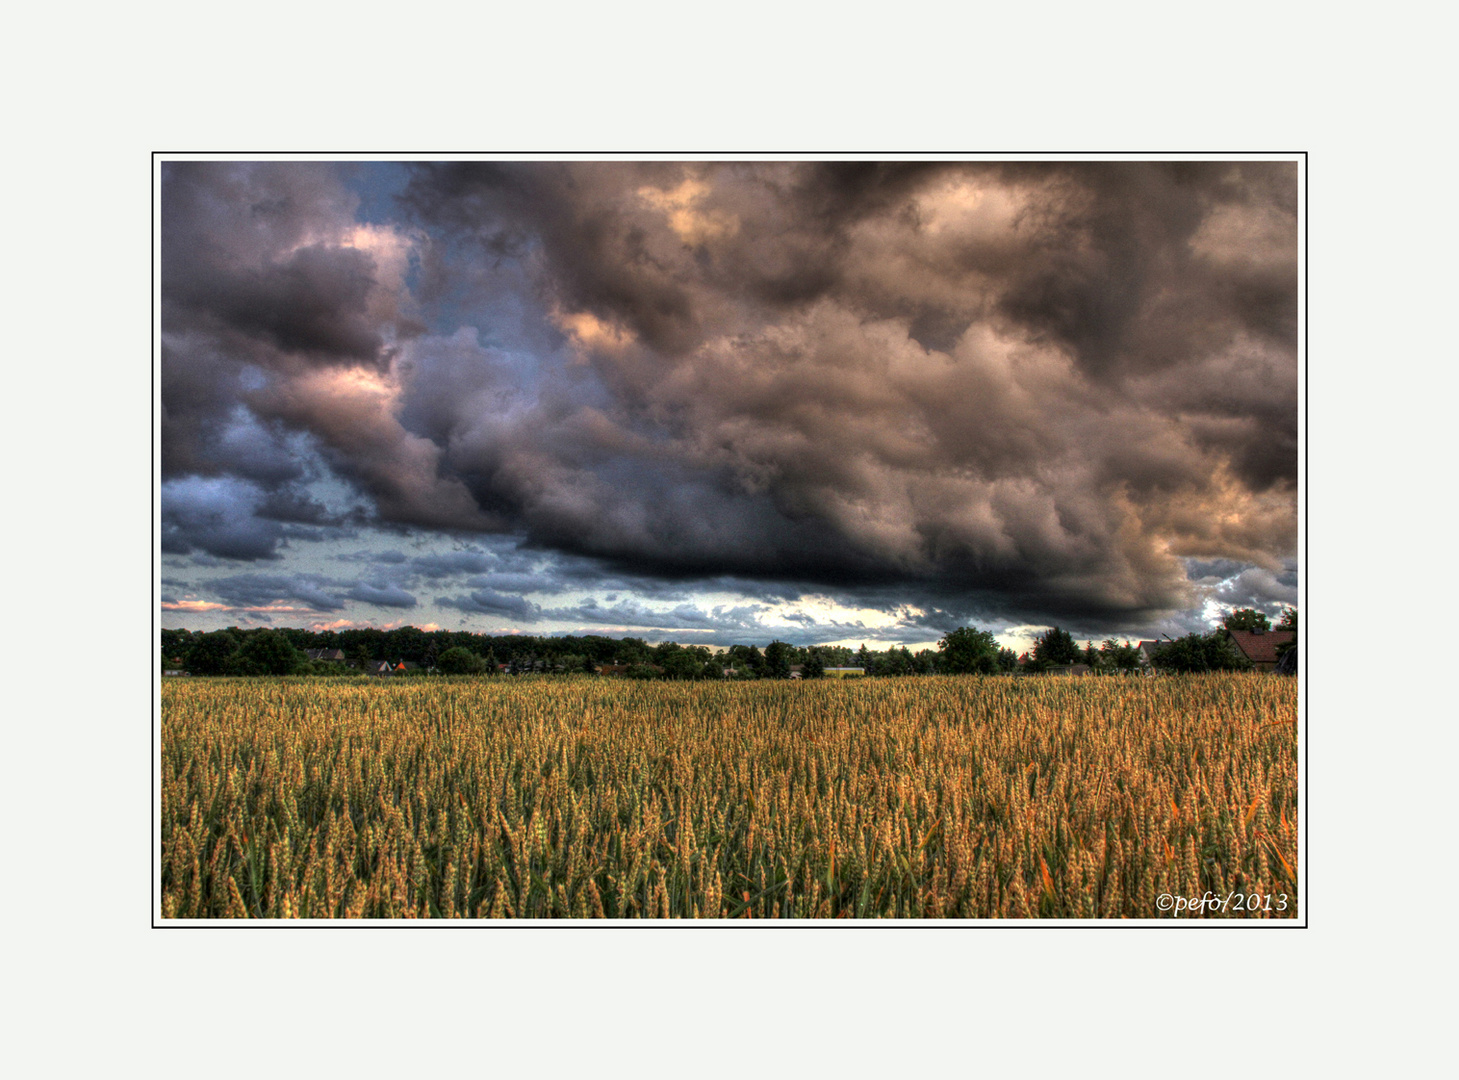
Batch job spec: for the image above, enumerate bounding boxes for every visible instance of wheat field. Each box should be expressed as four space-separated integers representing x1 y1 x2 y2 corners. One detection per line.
159 674 1298 919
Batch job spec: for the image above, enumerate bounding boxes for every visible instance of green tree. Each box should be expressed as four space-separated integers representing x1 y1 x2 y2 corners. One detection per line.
653 643 702 681
185 631 240 676
802 649 825 679
1032 627 1081 667
232 630 303 676
1274 607 1298 664
1223 608 1271 632
1099 639 1142 672
937 627 1000 674
727 645 764 677
1152 632 1251 673
437 647 485 675
382 625 428 663
161 629 194 666
764 640 793 679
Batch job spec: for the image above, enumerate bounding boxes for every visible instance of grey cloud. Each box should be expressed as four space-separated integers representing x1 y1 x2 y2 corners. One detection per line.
184 553 231 568
438 589 543 621
343 582 418 609
409 550 496 578
160 474 354 562
548 598 771 633
462 571 572 595
207 572 345 612
1211 566 1299 612
1184 557 1250 582
336 548 410 564
161 476 285 561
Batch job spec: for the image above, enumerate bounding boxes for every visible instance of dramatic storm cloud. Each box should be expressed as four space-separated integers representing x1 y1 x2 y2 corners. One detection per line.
160 159 1299 641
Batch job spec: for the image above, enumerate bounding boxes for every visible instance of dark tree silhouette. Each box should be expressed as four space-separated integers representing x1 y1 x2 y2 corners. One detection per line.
1033 627 1081 667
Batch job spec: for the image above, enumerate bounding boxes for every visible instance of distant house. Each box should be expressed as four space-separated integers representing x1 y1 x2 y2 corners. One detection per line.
599 664 632 677
305 648 347 663
1225 629 1296 673
371 660 418 676
162 669 189 677
824 667 865 678
1136 641 1162 673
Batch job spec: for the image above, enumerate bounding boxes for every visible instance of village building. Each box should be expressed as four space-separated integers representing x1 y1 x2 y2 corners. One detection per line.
1224 628 1296 673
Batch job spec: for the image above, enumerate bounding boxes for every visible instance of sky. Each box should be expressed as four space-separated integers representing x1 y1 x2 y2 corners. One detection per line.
158 158 1300 653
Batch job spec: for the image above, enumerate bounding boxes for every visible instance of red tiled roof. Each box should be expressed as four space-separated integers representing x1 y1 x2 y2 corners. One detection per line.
1226 629 1295 665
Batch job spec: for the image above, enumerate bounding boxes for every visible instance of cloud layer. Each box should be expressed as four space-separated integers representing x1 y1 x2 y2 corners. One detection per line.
161 160 1298 632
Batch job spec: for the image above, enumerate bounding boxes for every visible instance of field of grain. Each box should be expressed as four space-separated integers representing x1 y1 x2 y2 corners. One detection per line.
159 674 1298 919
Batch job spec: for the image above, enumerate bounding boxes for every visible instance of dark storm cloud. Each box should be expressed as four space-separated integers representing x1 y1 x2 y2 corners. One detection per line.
343 582 418 609
160 474 353 562
163 160 1298 632
161 162 396 368
160 477 287 561
208 572 345 612
160 162 479 543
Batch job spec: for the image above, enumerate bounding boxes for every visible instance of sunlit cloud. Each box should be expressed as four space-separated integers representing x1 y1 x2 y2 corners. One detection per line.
160 160 1298 641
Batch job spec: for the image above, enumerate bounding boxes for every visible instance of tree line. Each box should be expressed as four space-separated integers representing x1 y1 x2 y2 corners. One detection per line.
160 626 939 679
160 606 1295 679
